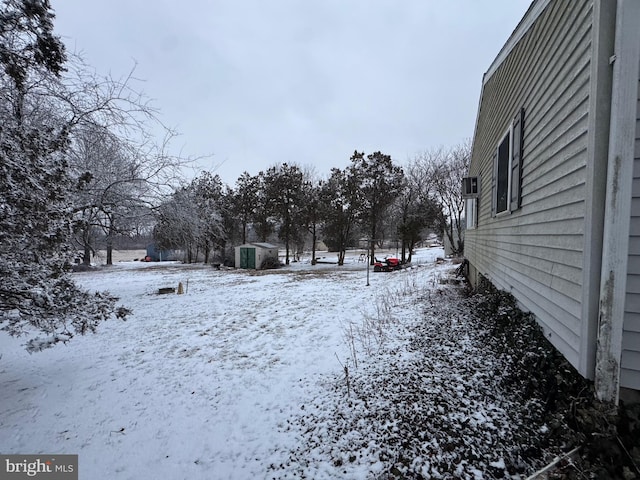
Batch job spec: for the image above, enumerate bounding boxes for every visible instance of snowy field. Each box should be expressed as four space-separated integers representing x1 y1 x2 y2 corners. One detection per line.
1 247 453 479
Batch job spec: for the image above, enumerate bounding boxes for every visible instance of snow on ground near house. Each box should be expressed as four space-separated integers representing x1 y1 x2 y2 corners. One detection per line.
0 248 449 479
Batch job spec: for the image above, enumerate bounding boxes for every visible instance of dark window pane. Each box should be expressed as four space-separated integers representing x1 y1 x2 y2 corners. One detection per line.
496 133 510 213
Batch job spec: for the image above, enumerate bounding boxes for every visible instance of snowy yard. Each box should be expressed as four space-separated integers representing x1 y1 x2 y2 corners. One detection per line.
1 248 458 479
5 247 610 479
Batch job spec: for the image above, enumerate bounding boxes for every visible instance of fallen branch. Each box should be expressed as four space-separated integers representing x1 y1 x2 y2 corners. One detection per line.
524 446 581 480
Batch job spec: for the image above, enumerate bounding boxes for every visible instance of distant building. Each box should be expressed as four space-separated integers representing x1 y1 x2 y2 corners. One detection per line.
464 0 640 403
234 243 279 269
145 244 180 262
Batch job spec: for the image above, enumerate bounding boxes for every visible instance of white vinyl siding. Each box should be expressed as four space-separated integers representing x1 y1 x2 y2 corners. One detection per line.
466 0 593 371
621 63 640 391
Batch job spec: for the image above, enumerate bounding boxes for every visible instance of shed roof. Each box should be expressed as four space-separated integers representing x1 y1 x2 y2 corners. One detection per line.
251 242 278 249
236 242 279 249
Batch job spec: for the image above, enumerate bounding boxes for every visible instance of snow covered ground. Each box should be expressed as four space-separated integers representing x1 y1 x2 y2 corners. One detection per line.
1 247 452 479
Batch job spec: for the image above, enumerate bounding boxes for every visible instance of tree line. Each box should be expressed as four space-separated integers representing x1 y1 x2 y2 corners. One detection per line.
153 146 469 268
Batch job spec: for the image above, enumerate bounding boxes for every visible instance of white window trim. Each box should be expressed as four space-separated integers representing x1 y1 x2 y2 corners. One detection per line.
494 125 514 217
466 198 477 230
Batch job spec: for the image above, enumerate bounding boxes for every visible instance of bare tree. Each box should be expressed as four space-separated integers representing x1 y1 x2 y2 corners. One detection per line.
394 163 443 263
67 120 184 265
153 187 200 262
0 0 180 349
414 141 470 256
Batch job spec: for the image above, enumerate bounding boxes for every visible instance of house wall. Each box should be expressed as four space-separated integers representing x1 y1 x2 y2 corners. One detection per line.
466 0 595 373
621 52 640 391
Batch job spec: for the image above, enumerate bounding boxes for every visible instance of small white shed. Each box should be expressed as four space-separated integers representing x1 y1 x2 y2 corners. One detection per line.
234 242 279 269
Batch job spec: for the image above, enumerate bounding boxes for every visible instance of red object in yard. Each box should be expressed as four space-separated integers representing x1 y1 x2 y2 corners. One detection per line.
373 257 402 272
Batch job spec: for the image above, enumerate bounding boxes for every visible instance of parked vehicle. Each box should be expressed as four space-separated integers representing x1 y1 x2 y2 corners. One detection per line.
373 257 402 272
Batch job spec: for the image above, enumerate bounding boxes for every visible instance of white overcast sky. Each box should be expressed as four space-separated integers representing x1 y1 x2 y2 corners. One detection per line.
52 1 532 186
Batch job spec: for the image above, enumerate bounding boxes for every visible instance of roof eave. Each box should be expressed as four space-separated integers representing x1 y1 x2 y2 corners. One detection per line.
483 0 552 85
469 0 552 173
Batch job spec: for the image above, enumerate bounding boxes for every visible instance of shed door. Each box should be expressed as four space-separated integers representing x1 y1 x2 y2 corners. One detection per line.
240 247 255 269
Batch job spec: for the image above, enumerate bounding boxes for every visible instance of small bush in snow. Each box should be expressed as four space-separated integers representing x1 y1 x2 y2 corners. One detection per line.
260 257 281 270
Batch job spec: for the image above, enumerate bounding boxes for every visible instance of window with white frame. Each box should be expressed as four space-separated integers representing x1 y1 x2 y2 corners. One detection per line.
465 198 477 229
493 108 524 216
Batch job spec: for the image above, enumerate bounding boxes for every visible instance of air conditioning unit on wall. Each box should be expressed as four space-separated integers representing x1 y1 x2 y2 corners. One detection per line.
462 176 480 198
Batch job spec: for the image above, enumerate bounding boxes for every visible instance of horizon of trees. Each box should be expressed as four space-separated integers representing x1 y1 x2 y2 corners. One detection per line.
152 142 470 267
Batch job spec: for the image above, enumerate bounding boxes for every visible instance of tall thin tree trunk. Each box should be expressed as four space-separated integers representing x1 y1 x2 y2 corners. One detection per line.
311 224 317 266
285 241 290 265
83 243 91 266
370 224 377 265
284 218 290 265
106 222 114 266
82 226 92 265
